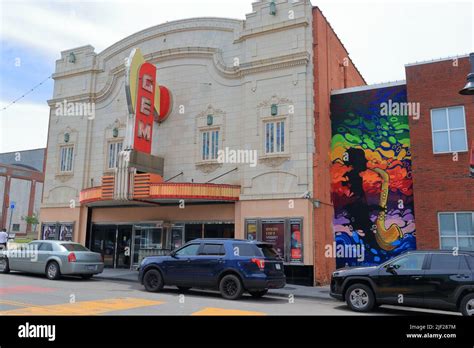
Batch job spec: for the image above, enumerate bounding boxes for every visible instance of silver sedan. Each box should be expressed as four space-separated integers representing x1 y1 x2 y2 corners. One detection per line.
0 240 104 280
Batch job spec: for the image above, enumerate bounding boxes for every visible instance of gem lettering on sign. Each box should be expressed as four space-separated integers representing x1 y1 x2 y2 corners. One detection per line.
137 121 151 140
140 97 152 116
142 74 154 93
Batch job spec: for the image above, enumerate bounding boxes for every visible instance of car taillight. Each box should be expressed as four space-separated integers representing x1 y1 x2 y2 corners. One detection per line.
100 254 104 262
68 252 76 262
251 258 265 270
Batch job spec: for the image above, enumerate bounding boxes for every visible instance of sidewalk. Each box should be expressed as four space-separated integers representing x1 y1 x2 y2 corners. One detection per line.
95 268 332 301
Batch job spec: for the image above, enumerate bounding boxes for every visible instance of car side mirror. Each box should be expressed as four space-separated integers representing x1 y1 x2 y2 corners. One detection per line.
386 264 397 274
170 251 177 258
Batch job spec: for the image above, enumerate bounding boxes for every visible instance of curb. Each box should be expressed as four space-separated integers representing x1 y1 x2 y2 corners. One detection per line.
268 290 334 301
94 275 138 283
95 274 335 301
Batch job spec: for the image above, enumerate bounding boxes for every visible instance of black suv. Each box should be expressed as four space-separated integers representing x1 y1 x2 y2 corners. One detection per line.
330 250 474 316
138 239 286 300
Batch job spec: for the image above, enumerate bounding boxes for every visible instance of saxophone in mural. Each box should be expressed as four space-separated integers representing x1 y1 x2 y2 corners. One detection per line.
371 167 403 251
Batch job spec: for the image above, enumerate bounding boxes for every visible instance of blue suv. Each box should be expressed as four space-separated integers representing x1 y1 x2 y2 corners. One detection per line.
138 239 286 300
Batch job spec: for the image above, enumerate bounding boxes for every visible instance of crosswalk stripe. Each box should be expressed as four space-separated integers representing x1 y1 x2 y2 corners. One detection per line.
0 297 164 316
0 286 55 295
191 307 266 316
0 299 38 308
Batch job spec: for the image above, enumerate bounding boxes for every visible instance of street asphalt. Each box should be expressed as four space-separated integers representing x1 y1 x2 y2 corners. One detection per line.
0 271 460 316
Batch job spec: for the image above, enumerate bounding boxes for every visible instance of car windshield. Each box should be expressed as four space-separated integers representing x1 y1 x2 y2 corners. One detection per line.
60 243 89 252
256 244 280 259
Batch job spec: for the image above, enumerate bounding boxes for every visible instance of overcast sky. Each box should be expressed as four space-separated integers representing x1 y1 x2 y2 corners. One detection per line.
0 0 472 153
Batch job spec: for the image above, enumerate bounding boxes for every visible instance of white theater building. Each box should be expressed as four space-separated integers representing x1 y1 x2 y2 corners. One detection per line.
39 0 365 285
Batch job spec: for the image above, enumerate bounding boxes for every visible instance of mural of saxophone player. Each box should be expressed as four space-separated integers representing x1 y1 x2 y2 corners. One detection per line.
341 148 403 252
330 84 416 268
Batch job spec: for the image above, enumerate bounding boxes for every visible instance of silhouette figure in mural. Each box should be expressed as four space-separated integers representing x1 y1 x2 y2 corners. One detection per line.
342 148 380 250
342 147 404 252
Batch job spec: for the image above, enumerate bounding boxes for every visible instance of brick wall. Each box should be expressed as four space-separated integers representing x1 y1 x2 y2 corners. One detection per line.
312 7 366 285
406 56 474 250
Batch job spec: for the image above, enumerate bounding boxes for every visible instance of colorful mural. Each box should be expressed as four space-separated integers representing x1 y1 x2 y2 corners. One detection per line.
330 85 416 268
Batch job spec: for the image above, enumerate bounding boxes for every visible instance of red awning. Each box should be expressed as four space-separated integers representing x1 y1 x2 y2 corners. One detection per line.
80 173 240 206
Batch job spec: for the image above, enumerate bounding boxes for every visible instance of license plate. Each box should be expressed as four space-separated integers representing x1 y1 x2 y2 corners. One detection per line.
275 264 281 270
86 265 96 271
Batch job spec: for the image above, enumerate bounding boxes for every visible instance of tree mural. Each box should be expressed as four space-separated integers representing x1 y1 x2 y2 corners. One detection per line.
330 85 416 268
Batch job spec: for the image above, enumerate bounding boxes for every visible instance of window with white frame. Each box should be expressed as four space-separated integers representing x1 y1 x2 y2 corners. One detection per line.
265 120 285 154
439 212 474 251
431 106 468 153
107 141 123 169
201 129 219 161
59 145 74 173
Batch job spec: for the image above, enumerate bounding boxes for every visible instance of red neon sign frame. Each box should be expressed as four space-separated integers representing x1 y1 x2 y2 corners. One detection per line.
133 62 156 154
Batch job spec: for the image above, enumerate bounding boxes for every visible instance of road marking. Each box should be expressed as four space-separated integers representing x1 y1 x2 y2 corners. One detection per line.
0 299 39 308
0 286 56 295
0 297 164 316
191 307 266 316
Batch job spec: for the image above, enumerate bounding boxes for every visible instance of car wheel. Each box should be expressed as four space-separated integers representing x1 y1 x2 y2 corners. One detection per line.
249 290 268 298
81 274 93 280
219 274 244 300
0 258 10 273
143 269 164 292
345 283 375 312
460 293 474 316
177 286 191 292
46 261 61 280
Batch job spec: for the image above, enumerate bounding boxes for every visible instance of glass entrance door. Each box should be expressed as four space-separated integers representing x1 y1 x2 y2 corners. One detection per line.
91 225 116 268
91 224 132 268
132 227 164 267
116 225 132 269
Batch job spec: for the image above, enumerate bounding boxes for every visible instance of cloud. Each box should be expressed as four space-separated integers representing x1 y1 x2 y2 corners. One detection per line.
1 2 121 56
0 0 253 57
0 101 49 153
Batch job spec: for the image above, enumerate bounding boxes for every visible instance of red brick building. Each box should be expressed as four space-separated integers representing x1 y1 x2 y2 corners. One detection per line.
312 7 366 284
406 55 473 251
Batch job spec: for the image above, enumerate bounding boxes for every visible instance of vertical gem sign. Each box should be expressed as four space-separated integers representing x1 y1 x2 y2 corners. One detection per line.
134 62 156 154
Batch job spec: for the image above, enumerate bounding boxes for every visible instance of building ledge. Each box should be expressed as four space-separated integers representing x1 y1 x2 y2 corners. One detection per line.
79 173 240 206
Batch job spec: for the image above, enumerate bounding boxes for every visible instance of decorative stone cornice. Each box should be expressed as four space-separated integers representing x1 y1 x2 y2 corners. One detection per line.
98 18 243 63
52 67 103 80
235 17 310 43
47 47 309 106
47 94 95 107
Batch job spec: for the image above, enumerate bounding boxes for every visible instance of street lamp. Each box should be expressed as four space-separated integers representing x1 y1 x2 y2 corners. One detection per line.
459 52 474 95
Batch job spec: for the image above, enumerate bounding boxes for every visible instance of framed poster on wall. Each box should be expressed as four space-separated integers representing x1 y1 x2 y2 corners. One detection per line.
59 223 74 241
289 219 303 263
41 223 57 240
261 220 285 259
246 220 257 241
41 222 74 241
